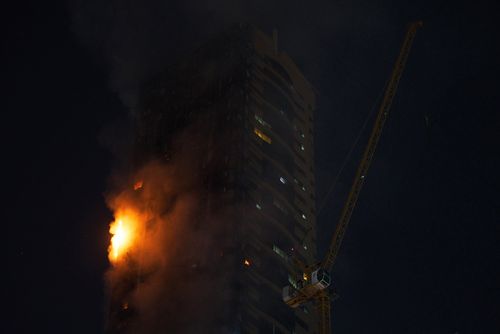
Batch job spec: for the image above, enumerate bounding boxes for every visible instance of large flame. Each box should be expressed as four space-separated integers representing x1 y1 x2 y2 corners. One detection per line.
108 208 141 264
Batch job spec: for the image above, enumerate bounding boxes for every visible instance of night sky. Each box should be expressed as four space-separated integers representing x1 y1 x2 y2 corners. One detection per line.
5 0 499 333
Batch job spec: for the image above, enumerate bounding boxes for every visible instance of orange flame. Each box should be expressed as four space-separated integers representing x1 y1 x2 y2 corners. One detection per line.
108 208 141 264
133 180 143 190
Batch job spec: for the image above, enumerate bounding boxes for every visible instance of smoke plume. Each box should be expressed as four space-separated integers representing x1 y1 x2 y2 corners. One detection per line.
104 121 240 333
69 0 386 108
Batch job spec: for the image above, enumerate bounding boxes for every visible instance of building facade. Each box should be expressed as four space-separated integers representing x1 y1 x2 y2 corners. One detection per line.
125 24 317 334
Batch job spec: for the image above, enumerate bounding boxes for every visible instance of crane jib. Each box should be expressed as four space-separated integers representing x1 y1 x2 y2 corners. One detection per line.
280 21 422 334
321 21 422 274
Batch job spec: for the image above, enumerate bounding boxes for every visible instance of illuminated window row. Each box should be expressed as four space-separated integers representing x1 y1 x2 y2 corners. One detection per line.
253 114 308 169
255 189 308 224
293 178 307 192
273 244 289 262
254 128 272 144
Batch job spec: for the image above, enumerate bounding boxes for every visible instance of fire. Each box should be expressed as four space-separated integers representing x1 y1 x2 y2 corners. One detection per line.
110 219 129 260
108 209 141 264
133 180 143 190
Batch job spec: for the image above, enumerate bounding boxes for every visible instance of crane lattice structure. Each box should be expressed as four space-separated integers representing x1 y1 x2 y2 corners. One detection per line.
282 21 423 334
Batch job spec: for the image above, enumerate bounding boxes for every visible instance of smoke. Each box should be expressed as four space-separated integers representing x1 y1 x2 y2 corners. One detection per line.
69 0 399 201
104 121 241 333
68 0 388 107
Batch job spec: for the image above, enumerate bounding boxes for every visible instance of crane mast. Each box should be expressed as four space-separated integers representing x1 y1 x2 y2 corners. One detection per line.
281 21 422 334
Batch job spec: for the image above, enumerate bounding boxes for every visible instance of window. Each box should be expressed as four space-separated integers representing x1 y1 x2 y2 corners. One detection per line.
294 178 307 192
254 128 272 144
273 245 289 261
254 114 271 128
288 274 299 289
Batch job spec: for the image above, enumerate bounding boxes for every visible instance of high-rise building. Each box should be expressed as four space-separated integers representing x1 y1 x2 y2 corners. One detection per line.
118 24 317 333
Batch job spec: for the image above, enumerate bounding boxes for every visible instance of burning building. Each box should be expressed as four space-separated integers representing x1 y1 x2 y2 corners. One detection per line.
106 24 317 334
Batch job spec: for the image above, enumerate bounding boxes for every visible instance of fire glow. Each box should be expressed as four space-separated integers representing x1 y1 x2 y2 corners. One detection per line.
133 180 143 190
108 208 141 264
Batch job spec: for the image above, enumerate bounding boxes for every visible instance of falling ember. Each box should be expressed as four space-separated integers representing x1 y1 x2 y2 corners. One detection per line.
133 180 143 190
108 209 140 264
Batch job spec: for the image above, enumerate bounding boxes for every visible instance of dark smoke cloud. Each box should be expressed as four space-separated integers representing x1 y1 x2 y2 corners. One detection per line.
104 122 241 333
69 1 404 207
69 0 391 107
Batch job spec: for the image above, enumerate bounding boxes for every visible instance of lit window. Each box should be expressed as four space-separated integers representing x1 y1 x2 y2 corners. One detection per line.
288 274 299 289
273 245 289 261
254 128 272 144
294 178 307 191
254 114 271 128
279 176 286 184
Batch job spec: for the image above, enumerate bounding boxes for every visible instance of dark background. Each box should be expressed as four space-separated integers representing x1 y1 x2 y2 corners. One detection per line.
4 0 499 333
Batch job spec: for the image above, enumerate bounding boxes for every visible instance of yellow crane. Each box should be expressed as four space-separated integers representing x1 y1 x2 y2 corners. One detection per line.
282 21 423 334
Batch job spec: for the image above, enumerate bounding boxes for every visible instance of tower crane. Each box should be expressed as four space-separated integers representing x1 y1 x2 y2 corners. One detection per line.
282 21 423 334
